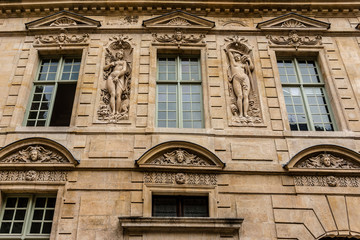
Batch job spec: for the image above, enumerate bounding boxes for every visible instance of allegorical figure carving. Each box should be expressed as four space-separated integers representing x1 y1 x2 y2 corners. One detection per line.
98 35 133 122
224 36 262 125
295 153 359 169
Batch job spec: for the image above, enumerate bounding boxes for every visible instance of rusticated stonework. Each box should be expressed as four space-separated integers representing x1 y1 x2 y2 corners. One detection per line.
267 30 322 49
152 29 205 46
34 31 89 46
0 170 68 182
224 36 262 125
295 153 359 169
149 149 210 166
98 35 133 123
1 145 69 163
294 176 360 187
144 172 217 185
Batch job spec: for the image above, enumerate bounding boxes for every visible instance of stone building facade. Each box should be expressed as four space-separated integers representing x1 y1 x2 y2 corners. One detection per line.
0 0 360 239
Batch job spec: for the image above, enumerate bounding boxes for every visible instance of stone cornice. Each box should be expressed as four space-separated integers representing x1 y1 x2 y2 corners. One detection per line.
0 1 359 17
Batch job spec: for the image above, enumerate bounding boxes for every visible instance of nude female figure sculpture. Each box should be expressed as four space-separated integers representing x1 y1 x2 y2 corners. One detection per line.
225 48 254 118
103 49 127 114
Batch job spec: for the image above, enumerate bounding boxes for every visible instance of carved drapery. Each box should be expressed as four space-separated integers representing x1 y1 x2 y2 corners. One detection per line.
149 149 210 166
152 29 205 46
267 30 322 49
98 35 133 123
295 153 359 169
0 145 69 163
0 170 67 182
144 172 217 185
224 36 262 125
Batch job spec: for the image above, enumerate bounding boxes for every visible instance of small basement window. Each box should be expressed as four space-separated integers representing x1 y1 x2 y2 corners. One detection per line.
152 195 208 217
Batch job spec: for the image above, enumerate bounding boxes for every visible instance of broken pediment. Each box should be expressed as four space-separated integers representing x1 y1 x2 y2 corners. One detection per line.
284 145 360 174
257 13 330 31
0 137 79 169
25 10 101 31
143 10 215 30
136 141 225 171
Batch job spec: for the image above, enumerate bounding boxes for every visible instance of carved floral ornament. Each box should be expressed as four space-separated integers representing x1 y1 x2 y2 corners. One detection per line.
224 36 262 126
34 29 89 47
267 30 322 49
144 172 217 186
0 145 69 164
149 149 210 166
152 29 205 46
0 170 67 182
98 35 133 123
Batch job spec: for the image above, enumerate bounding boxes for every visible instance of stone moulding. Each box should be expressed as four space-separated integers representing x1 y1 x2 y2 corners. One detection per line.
284 144 360 174
267 31 322 50
144 172 217 185
97 35 133 123
0 170 68 182
224 36 263 126
136 141 225 171
0 137 78 169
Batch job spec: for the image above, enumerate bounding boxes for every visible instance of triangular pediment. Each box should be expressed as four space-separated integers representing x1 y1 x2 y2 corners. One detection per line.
284 145 360 174
143 10 215 30
25 10 101 30
257 13 330 31
136 141 224 171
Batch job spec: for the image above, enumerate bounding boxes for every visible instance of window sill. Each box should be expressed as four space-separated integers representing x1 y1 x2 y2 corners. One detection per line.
118 217 243 232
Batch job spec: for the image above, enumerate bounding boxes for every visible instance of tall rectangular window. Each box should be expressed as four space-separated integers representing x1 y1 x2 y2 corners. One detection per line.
277 58 334 131
156 56 203 128
0 195 56 239
25 57 80 127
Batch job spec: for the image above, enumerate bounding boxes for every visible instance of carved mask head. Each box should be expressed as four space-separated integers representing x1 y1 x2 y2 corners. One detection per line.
175 149 185 163
29 149 39 161
58 33 66 42
321 154 332 167
175 31 183 41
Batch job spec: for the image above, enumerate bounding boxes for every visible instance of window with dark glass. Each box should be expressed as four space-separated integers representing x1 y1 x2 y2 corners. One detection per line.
25 57 80 126
156 56 203 128
152 195 208 217
0 195 56 239
277 58 335 131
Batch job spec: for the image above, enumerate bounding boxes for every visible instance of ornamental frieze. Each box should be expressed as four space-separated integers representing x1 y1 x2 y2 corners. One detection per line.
98 35 133 123
294 175 360 188
267 31 322 49
0 170 67 182
152 29 205 46
295 153 359 169
0 145 69 163
144 172 217 185
149 149 210 166
34 31 89 46
224 36 262 125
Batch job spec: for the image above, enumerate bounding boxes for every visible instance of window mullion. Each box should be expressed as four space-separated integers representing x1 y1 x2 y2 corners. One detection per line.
177 56 182 128
22 196 33 240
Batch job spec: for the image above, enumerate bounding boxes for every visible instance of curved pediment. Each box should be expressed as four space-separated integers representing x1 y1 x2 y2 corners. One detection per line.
136 141 225 171
0 137 79 169
284 145 360 173
25 10 101 31
143 10 215 30
257 13 330 31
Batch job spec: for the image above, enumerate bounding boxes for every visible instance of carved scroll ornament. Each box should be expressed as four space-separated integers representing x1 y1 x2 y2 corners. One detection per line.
267 31 322 49
34 30 89 46
224 36 262 125
152 29 205 46
0 145 69 163
295 153 359 169
144 172 217 185
149 149 210 166
98 35 133 123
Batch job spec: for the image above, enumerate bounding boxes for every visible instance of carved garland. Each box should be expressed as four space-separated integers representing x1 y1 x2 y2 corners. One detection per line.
98 35 133 123
148 149 210 166
267 30 322 49
0 145 69 163
152 29 205 46
34 29 89 46
144 172 217 185
224 36 262 125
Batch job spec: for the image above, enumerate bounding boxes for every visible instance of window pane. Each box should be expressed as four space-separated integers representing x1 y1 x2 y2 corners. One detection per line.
152 196 177 217
183 197 209 217
157 84 178 128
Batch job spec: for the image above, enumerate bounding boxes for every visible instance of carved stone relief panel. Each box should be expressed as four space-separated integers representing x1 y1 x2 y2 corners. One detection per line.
294 175 360 188
295 153 360 169
106 15 139 25
267 30 322 49
152 29 205 46
0 170 67 182
33 29 89 47
98 35 133 123
144 172 217 185
147 148 212 166
0 145 69 163
224 36 262 126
